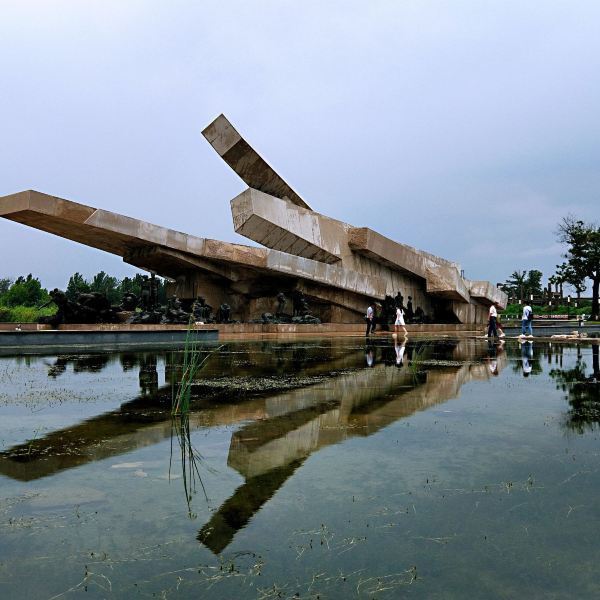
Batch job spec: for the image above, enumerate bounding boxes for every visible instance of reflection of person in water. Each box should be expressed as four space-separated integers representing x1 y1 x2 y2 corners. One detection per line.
139 354 159 395
521 341 533 377
365 345 375 367
486 339 505 376
394 338 406 367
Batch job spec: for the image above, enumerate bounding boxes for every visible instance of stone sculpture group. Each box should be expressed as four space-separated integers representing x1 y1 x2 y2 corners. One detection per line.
37 284 322 328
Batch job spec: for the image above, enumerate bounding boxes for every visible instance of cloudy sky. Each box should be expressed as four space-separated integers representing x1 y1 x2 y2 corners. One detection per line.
1 0 599 290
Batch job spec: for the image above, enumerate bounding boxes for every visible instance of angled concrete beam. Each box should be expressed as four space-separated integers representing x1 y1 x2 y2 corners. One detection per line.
348 227 471 302
424 265 471 302
469 280 507 309
0 190 386 301
231 188 343 264
202 114 311 210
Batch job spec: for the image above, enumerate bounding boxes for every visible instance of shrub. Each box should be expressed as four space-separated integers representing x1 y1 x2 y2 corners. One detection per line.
0 305 56 323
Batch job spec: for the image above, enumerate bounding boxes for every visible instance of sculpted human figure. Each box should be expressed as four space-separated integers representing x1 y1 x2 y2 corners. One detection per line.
292 290 304 317
120 292 138 311
276 292 287 316
217 302 231 323
149 273 159 310
394 291 404 310
140 275 151 311
406 296 414 322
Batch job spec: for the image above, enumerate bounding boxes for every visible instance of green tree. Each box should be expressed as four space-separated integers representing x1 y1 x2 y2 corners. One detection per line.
557 216 600 319
525 269 543 298
66 272 90 300
90 271 120 303
0 277 12 298
501 270 527 300
555 263 586 301
3 274 48 307
501 269 543 301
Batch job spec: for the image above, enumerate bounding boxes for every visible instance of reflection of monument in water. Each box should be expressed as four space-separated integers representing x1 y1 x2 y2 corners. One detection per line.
198 342 504 553
0 342 369 481
0 341 506 553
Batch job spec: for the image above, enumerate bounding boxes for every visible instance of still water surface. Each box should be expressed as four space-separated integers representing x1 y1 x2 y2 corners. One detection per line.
0 338 599 598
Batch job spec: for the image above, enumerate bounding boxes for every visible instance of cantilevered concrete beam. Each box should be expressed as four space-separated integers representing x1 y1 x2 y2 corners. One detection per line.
202 114 311 210
0 190 386 301
468 280 506 308
231 188 343 264
349 227 471 302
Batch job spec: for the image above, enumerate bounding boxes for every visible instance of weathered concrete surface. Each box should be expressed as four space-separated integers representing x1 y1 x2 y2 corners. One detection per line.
1 115 507 325
232 188 343 263
202 114 311 210
0 190 387 308
349 227 471 302
230 190 482 305
469 280 506 306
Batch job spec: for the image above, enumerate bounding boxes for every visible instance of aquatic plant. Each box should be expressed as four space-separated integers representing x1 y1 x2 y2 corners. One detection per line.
171 324 223 415
169 414 210 518
408 341 429 383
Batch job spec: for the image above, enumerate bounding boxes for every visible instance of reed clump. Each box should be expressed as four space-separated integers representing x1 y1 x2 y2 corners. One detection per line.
171 323 223 415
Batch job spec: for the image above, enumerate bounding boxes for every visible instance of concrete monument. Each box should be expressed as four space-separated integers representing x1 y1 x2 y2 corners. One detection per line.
0 115 506 324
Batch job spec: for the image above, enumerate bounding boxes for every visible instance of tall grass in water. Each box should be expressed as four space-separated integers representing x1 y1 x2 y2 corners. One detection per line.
169 326 223 515
408 342 429 384
171 322 222 415
170 415 210 518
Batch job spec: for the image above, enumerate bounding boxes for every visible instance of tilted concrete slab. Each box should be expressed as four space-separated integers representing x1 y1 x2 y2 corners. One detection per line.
232 188 343 264
469 280 507 308
424 265 471 302
345 226 471 302
0 190 386 302
228 192 478 304
202 114 311 210
200 115 506 313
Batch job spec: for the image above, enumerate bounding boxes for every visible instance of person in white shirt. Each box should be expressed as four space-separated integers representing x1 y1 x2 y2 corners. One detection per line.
366 303 375 336
487 303 499 338
394 306 407 335
521 304 533 337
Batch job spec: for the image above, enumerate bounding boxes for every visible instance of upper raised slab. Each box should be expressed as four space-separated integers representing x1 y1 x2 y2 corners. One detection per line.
231 188 343 264
202 115 311 211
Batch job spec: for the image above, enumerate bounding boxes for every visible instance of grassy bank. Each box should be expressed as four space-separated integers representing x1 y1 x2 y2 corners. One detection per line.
0 305 57 323
502 302 591 319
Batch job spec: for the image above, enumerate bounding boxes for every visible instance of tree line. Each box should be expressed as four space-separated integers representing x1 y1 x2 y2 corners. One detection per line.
500 216 599 319
0 271 167 308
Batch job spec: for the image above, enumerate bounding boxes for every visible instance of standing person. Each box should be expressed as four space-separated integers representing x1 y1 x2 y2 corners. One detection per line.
521 302 534 337
365 302 375 336
487 303 498 338
394 305 408 335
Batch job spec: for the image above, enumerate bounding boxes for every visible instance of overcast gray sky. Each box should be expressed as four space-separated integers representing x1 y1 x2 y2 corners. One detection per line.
1 0 599 291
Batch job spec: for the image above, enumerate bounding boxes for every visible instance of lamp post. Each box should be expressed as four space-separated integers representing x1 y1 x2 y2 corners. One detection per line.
567 295 571 319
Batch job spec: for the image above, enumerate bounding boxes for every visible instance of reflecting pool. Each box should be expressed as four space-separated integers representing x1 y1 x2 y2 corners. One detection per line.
1 338 599 598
